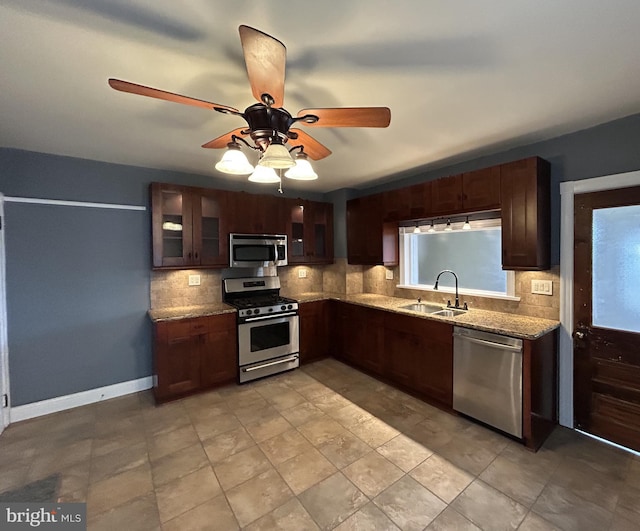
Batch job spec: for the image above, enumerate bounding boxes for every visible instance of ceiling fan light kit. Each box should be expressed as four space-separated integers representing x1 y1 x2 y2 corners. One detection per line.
285 151 318 180
109 24 390 185
248 164 281 183
214 143 254 175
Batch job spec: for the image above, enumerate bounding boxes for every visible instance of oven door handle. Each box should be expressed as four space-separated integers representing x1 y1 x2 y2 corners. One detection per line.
243 355 299 372
243 311 298 322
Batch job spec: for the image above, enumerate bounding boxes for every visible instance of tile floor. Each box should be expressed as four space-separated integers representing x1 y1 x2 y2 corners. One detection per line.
1 358 639 530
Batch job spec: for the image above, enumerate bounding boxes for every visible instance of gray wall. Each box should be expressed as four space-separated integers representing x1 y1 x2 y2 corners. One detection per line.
345 112 640 265
0 149 322 406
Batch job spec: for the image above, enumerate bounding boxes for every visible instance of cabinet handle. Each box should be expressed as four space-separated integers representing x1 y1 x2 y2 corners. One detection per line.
188 252 192 259
194 252 199 260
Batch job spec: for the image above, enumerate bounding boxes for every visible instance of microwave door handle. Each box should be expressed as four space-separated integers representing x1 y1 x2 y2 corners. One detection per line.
274 243 279 262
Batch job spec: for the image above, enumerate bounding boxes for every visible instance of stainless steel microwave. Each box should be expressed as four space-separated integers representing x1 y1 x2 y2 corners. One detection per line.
229 234 288 268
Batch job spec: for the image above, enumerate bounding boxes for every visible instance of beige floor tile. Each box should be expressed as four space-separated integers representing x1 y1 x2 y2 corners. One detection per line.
192 413 242 441
277 447 337 494
347 417 400 448
329 403 375 429
548 458 623 512
434 434 499 476
405 417 454 451
154 466 221 523
480 455 548 507
311 391 352 414
409 454 474 504
615 483 640 526
87 463 154 517
201 426 255 464
377 433 433 472
150 442 209 487
186 402 231 424
373 475 446 531
244 413 292 443
610 513 640 531
334 502 400 531
232 401 274 424
451 479 529 531
343 451 404 498
90 441 148 483
296 381 334 401
317 431 372 469
143 402 191 438
298 472 368 530
259 429 313 466
213 445 272 491
27 439 93 480
87 492 160 531
280 402 325 427
627 458 640 489
0 461 30 493
161 495 239 531
226 468 294 527
532 482 614 531
244 497 319 531
518 511 561 531
147 424 200 462
427 506 481 530
298 416 349 446
91 428 147 458
264 389 307 411
57 462 90 499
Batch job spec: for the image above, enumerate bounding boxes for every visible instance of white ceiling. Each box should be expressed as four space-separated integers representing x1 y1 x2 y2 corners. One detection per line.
1 1 640 193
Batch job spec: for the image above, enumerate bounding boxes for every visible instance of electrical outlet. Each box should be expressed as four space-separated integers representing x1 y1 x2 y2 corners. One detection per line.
298 268 307 278
188 274 201 286
385 269 394 280
531 279 552 295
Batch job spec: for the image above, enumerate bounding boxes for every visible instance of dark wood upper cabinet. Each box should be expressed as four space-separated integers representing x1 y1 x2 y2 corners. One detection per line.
384 182 431 221
227 191 286 235
430 174 464 215
461 166 501 211
500 157 550 270
348 193 395 265
151 183 228 269
287 199 334 264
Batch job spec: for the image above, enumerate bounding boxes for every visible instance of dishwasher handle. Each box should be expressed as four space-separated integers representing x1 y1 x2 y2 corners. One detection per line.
454 333 523 352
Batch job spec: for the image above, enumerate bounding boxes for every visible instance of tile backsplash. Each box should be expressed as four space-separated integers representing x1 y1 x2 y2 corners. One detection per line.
150 260 559 321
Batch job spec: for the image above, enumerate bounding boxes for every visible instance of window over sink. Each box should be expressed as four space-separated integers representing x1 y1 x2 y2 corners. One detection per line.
398 218 517 299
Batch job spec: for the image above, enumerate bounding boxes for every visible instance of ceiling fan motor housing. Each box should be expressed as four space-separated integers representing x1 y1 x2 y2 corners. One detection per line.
244 103 294 148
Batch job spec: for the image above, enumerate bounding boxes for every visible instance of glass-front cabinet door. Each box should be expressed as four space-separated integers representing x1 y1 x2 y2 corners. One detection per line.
151 183 227 269
192 190 228 267
288 200 306 263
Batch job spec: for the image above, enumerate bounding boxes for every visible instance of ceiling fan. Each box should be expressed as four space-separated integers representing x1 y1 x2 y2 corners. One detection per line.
108 25 391 181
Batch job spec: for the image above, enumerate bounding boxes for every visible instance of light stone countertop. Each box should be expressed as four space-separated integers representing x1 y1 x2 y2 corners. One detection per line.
148 292 559 340
148 302 236 322
289 291 559 340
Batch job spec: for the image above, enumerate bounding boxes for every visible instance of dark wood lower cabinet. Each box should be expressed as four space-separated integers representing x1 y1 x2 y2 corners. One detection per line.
299 300 330 364
153 313 237 403
384 312 453 407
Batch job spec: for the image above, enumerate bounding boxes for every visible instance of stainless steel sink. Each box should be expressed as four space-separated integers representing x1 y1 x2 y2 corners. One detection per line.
431 308 467 317
399 303 443 313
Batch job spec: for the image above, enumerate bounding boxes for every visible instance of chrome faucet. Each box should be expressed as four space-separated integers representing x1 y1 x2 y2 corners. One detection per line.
434 270 460 309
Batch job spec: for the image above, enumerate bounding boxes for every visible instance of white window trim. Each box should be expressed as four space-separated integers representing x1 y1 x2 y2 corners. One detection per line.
398 225 518 301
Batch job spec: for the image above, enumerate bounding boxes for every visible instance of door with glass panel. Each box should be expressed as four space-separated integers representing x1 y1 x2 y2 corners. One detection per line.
574 186 640 451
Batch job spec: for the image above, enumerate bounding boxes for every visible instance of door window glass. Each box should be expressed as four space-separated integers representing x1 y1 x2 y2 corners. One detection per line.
592 204 640 333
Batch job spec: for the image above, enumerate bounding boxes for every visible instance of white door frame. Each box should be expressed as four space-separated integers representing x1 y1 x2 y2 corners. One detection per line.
0 194 9 433
559 169 640 428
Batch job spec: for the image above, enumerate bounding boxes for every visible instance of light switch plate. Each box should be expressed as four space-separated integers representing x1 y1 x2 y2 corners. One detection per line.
298 268 307 278
385 269 394 280
531 279 552 295
188 274 201 286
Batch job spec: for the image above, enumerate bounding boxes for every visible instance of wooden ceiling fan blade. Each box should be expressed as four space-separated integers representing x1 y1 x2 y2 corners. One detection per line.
239 25 286 107
297 107 391 128
108 79 240 113
201 128 248 149
288 129 332 160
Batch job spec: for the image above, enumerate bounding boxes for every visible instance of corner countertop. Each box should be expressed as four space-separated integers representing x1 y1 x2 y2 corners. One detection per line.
148 292 559 340
289 292 559 340
148 302 236 322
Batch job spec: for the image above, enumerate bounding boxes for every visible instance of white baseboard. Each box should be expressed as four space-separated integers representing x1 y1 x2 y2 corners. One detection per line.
9 376 153 423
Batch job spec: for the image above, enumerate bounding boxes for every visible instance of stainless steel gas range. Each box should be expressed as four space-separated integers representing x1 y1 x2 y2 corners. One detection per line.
223 276 299 383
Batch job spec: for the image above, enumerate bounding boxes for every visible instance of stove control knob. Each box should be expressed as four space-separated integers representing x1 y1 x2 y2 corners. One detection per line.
281 305 286 311
254 308 260 314
245 309 252 315
287 304 293 310
268 308 273 312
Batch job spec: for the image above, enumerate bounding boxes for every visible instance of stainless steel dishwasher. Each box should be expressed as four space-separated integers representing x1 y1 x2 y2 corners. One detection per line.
453 326 523 438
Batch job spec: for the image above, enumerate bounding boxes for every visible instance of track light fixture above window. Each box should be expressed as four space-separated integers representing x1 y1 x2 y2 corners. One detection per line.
444 219 453 231
463 216 471 230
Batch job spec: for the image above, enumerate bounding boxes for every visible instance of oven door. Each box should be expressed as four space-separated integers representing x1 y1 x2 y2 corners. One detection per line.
238 313 299 366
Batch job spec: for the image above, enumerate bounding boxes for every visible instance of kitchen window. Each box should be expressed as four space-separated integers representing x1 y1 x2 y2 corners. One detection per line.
398 218 517 299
